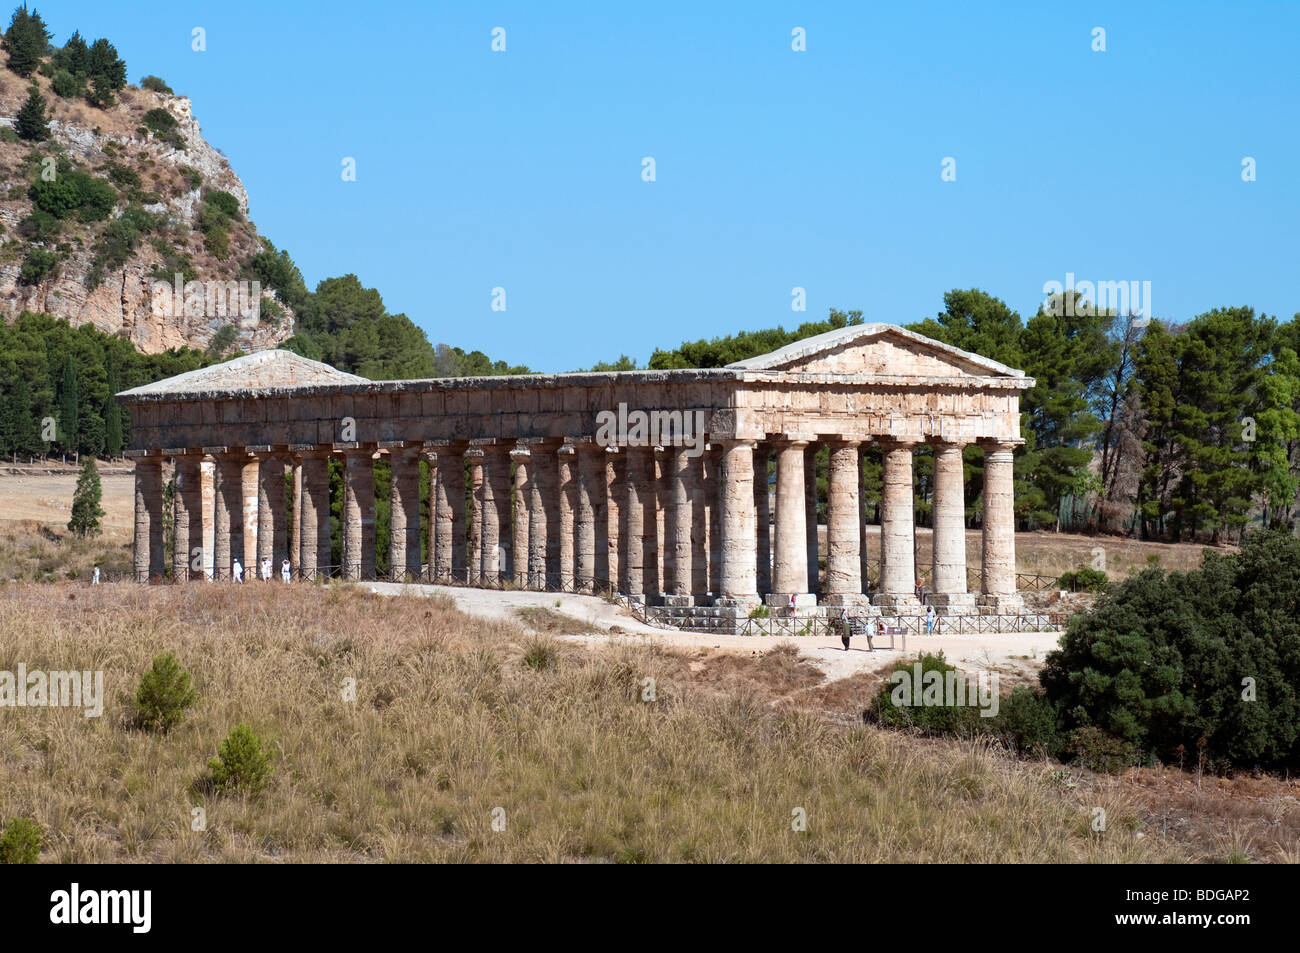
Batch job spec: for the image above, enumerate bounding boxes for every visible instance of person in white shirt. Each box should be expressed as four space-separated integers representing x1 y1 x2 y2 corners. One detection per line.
260 557 272 582
926 603 937 635
92 565 101 585
232 558 243 583
281 558 291 583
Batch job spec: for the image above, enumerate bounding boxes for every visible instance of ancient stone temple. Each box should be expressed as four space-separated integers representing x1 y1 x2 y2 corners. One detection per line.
118 323 1033 624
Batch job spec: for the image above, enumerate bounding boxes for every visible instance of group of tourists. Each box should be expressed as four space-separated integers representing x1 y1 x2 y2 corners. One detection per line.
831 577 939 652
229 557 293 583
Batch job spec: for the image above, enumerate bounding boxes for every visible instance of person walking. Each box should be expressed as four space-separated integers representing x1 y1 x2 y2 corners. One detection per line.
915 578 926 604
840 608 851 651
92 564 100 585
260 556 272 583
926 603 936 635
232 558 243 583
281 558 292 583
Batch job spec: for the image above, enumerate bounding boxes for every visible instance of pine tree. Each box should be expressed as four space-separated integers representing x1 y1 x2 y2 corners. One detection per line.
84 36 125 107
14 84 48 141
2 4 50 78
53 29 88 76
68 457 104 536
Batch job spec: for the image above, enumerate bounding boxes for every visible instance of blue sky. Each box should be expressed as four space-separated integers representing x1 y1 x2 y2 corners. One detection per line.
35 0 1300 372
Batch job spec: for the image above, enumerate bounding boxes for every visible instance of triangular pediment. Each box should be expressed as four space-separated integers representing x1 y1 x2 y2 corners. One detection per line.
726 323 1024 378
118 349 369 398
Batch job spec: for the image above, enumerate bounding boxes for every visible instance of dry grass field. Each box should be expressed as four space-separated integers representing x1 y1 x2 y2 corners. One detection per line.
0 582 1191 864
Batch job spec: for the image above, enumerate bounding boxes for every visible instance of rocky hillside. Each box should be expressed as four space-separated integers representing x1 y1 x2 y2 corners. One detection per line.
0 66 292 354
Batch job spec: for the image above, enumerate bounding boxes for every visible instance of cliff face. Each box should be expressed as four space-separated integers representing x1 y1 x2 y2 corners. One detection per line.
0 70 293 354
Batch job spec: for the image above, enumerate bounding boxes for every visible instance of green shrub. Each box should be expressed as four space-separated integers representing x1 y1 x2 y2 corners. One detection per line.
179 165 203 190
204 189 241 220
18 209 60 243
0 126 18 144
0 817 41 864
140 75 173 95
992 687 1062 758
864 651 986 737
29 169 117 222
1063 726 1141 774
18 247 59 285
1056 568 1109 592
51 68 79 98
131 652 198 733
1041 531 1300 771
208 724 274 796
141 107 185 149
87 204 158 289
100 160 142 192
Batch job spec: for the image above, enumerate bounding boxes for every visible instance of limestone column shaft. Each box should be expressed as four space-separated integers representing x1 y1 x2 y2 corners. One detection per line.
754 443 771 595
511 448 530 586
805 443 820 596
606 451 623 591
931 441 973 606
256 454 286 570
670 446 695 597
528 442 558 588
297 452 330 579
173 455 202 583
575 445 599 591
240 458 258 572
706 445 722 595
825 439 864 602
650 448 669 596
481 447 511 584
771 440 809 597
642 448 661 596
133 456 163 583
593 450 610 587
623 446 650 598
877 440 919 604
467 452 483 585
558 447 577 589
432 446 467 583
289 460 302 575
980 442 1021 608
858 446 869 592
213 452 245 581
689 452 707 596
388 448 421 581
719 439 758 602
343 448 376 581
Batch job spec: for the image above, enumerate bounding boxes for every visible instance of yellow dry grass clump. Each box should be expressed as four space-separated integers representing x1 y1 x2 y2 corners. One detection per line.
0 582 1185 863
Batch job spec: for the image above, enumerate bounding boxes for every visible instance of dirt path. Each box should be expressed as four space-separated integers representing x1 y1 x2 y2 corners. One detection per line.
364 580 1063 682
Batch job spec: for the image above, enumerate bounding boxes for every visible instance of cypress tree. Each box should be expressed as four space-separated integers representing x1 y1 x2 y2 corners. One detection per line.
68 457 104 536
58 352 78 454
103 357 122 458
14 84 48 141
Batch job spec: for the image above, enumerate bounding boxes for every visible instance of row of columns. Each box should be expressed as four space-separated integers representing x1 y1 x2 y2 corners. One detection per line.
131 436 1020 611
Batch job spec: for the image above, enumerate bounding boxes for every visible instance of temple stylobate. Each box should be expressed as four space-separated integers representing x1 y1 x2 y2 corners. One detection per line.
118 322 1033 626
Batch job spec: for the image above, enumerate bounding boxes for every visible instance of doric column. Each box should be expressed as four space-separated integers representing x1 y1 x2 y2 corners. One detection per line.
805 442 820 596
652 446 670 597
858 444 869 593
606 449 623 592
388 446 421 581
510 445 530 586
669 446 695 600
557 445 577 589
528 440 559 589
642 447 661 597
623 445 651 598
593 449 610 588
824 437 868 604
289 458 302 577
467 450 483 585
212 450 245 582
132 454 164 583
256 452 286 574
875 439 919 607
718 439 758 604
706 444 722 596
241 457 259 573
689 451 707 596
296 450 331 580
979 441 1022 611
431 443 467 584
575 444 599 592
771 438 811 603
480 445 512 584
754 442 771 595
930 441 975 612
172 453 203 582
342 447 376 581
